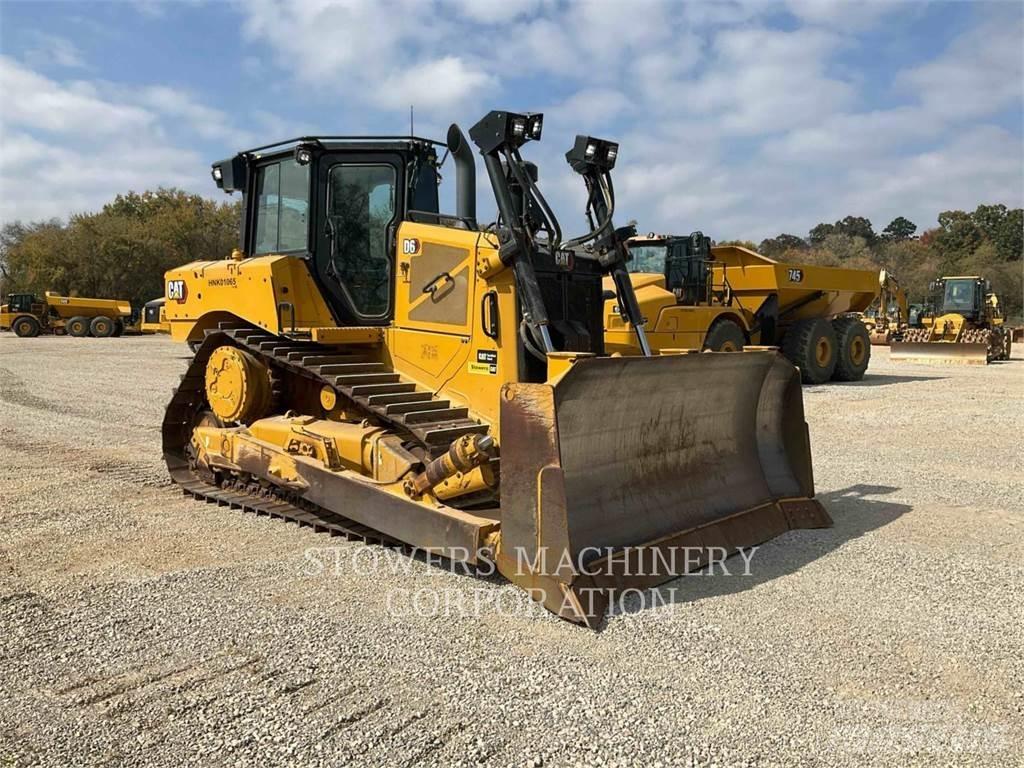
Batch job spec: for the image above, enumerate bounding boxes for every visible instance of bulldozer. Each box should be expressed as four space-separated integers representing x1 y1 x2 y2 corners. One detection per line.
603 237 880 384
0 291 134 338
160 111 829 627
861 270 908 345
892 276 1011 364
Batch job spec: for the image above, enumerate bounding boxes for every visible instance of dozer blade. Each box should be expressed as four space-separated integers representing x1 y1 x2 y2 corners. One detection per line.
498 350 830 627
890 341 989 365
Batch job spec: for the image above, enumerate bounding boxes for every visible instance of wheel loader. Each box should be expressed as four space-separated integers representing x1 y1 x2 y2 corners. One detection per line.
0 291 134 338
160 111 829 627
892 276 1011 364
603 238 880 384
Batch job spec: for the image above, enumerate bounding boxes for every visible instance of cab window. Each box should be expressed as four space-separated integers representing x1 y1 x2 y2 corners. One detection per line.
327 164 396 317
254 159 310 254
627 245 667 274
943 280 975 312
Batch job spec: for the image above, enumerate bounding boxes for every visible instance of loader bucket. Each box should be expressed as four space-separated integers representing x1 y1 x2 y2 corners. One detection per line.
497 350 830 627
890 342 990 365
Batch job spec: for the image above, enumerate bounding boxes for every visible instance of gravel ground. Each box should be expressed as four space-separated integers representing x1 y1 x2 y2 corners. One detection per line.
1 334 1021 767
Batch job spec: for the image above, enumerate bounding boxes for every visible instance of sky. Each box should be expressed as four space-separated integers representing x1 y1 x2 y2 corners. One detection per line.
0 0 1021 241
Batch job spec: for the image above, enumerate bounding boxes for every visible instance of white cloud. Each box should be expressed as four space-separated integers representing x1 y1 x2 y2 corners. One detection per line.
785 0 902 30
685 27 855 134
898 12 1024 120
445 0 543 24
0 56 154 135
0 59 258 223
0 129 203 223
23 33 87 69
376 56 497 110
239 0 492 113
137 85 254 145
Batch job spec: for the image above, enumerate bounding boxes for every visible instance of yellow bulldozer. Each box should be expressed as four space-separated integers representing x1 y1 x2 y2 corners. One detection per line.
0 291 134 337
861 270 908 345
602 236 880 384
892 276 1011 364
160 111 830 627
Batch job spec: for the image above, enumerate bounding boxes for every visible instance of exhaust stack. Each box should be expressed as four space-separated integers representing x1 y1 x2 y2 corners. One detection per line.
447 123 476 226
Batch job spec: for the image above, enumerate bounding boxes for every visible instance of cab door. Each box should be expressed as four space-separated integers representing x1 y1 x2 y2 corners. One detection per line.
311 153 405 326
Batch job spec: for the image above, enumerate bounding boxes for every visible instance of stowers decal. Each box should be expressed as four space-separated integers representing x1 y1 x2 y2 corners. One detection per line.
468 349 498 375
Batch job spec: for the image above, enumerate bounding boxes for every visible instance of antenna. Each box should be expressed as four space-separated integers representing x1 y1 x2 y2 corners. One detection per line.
410 105 414 136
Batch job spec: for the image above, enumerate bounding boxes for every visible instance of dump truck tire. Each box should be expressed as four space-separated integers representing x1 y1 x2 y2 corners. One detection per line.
831 316 871 381
702 318 746 352
67 316 90 337
12 316 41 338
112 320 125 337
782 318 837 385
90 316 116 338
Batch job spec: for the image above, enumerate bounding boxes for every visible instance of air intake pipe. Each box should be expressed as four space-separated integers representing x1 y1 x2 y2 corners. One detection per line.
447 123 477 226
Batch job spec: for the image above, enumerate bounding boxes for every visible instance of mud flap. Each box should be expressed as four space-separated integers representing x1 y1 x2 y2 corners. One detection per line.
497 350 830 627
890 342 990 365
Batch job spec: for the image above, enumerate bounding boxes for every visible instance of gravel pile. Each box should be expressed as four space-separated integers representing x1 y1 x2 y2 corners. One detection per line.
1 335 1021 767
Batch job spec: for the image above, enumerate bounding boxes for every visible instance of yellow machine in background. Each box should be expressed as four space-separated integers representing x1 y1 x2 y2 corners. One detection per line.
862 270 908 345
603 237 880 384
160 112 829 627
0 291 133 338
893 276 1011 364
140 297 170 334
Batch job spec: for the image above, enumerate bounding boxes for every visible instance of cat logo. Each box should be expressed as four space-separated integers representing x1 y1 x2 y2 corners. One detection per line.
787 268 804 283
167 279 188 303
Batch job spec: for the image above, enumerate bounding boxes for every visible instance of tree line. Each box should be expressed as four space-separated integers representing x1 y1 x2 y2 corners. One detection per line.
1 189 1021 320
0 189 241 307
725 204 1023 319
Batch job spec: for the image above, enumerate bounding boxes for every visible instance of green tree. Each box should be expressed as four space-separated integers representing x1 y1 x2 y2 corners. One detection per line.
1 188 240 306
715 239 758 250
971 204 1022 262
881 216 916 242
834 216 876 244
758 233 807 257
808 222 836 244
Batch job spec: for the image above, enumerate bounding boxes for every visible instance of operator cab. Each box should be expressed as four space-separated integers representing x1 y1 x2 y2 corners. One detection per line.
211 137 442 327
934 277 985 319
4 293 38 314
625 233 714 306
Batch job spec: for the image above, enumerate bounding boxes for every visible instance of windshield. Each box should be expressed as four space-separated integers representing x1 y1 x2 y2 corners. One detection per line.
942 279 976 313
626 244 667 274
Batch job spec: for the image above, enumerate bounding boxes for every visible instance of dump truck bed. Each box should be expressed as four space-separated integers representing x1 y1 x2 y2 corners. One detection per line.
711 246 879 319
44 293 132 319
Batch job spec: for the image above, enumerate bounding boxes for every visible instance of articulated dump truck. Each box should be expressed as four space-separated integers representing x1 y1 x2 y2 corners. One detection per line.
892 276 1011 365
604 236 880 384
161 111 830 627
0 291 133 337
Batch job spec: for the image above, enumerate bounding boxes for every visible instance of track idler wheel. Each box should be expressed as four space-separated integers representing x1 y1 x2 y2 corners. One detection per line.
204 346 274 424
